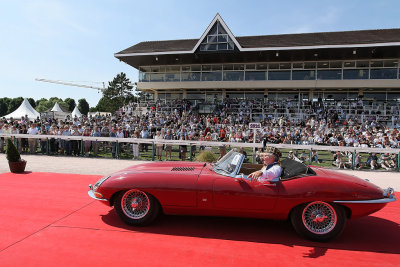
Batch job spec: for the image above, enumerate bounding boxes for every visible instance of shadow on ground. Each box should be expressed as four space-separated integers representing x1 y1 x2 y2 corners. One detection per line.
101 210 400 257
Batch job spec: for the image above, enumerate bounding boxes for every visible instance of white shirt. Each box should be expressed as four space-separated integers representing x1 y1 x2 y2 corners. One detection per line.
259 164 282 183
154 135 163 147
116 131 124 138
27 127 39 135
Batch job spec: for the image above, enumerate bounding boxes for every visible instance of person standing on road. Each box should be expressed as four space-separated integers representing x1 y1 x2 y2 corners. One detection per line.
154 131 163 161
27 123 39 154
90 126 101 157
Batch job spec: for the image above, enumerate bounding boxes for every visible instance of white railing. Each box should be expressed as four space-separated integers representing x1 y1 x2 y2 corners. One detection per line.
2 133 400 154
0 133 263 149
2 133 400 171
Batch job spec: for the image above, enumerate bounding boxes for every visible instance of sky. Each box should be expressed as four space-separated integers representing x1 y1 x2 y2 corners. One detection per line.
1 0 400 107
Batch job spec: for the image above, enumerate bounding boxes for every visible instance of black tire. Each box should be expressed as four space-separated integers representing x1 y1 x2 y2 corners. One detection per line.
114 189 160 226
290 201 347 242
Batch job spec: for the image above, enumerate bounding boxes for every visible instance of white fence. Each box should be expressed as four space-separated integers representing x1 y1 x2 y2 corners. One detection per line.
2 133 399 153
1 133 400 170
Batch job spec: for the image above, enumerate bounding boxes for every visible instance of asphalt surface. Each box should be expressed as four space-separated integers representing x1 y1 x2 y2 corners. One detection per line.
0 154 399 190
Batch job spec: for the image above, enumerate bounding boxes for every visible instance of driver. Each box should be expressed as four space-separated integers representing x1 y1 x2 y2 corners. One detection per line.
248 146 282 183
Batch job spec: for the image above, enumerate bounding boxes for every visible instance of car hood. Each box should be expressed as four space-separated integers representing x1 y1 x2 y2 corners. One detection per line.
117 161 207 176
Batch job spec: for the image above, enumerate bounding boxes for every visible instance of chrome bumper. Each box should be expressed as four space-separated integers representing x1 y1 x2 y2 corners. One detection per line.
334 197 396 204
88 184 108 201
334 187 396 204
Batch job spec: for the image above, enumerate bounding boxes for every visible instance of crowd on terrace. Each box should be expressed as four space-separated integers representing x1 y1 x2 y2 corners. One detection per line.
1 97 400 169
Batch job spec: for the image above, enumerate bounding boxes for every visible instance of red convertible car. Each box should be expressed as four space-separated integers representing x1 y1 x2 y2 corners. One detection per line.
88 150 396 241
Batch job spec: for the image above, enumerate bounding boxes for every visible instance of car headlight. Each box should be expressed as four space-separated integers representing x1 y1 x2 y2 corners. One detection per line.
383 187 394 198
93 176 110 191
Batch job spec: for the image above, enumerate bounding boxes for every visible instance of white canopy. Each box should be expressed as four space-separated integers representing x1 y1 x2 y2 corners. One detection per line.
51 102 64 112
4 98 40 120
71 106 82 118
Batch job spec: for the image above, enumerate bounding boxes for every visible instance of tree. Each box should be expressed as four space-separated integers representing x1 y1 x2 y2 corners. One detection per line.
28 98 36 109
35 98 68 113
48 97 68 111
95 96 118 112
35 101 52 113
0 98 9 117
6 139 21 162
103 72 133 112
78 98 89 115
35 98 47 108
64 98 76 112
7 97 24 114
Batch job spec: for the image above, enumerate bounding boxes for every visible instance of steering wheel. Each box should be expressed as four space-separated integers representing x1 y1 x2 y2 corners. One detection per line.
226 163 235 173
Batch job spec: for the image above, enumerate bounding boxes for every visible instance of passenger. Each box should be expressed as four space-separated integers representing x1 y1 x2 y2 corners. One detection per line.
248 146 282 182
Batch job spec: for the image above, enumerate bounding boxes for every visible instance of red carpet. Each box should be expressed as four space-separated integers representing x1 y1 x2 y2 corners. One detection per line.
0 172 399 266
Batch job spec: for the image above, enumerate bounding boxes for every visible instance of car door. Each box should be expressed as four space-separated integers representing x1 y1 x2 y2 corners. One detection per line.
212 176 280 211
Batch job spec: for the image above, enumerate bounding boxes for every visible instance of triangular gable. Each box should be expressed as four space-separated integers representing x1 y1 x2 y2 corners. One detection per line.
192 13 242 52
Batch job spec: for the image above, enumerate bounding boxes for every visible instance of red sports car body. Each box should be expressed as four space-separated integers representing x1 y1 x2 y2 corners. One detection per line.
88 150 396 241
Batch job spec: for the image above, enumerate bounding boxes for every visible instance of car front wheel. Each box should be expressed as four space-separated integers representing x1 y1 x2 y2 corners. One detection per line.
114 189 159 226
291 201 346 242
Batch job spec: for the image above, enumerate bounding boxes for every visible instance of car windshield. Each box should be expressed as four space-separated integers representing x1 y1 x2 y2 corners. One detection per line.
213 150 243 176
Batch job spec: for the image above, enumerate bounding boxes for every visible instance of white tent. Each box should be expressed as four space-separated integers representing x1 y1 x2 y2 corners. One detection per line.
71 106 82 118
51 102 64 112
4 98 40 120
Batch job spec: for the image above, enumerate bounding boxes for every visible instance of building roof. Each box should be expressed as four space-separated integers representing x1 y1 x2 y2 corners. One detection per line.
116 28 400 55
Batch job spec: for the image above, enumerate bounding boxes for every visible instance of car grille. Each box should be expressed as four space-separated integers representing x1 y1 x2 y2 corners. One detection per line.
171 167 195 171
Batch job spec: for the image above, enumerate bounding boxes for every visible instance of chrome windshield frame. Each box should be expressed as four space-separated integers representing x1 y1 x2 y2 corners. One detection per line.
213 151 245 178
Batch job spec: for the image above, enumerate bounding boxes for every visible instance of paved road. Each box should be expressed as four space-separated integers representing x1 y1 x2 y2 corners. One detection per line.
1 154 399 190
0 154 142 175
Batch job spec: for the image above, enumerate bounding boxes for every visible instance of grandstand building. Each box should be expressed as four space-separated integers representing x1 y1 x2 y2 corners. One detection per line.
115 14 400 120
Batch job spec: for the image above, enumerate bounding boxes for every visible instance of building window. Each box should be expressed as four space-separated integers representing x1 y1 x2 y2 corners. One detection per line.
165 73 180 82
181 72 200 81
224 71 244 81
199 21 235 51
138 58 399 83
201 72 222 81
343 69 369 79
150 73 165 82
292 70 315 80
268 71 290 80
370 68 397 79
317 70 342 80
139 72 150 82
245 71 266 81
363 92 387 101
387 93 400 101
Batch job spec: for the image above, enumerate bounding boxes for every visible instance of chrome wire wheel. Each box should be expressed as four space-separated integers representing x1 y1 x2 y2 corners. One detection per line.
121 189 150 220
302 201 337 235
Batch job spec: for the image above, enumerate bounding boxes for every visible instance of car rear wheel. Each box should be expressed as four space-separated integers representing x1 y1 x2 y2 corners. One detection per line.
114 189 159 226
291 201 346 242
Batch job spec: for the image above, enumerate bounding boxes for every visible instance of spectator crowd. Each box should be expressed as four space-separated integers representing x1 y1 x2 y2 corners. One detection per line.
1 98 400 170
